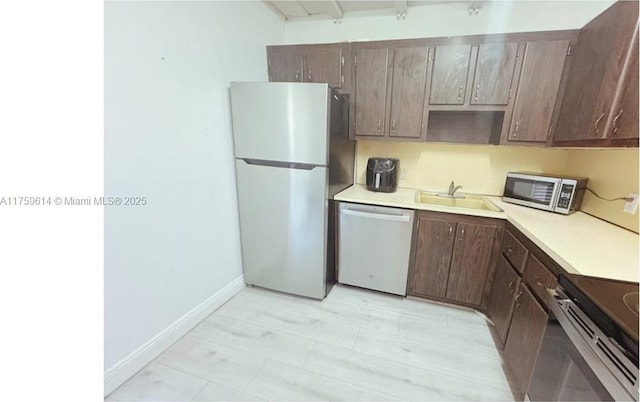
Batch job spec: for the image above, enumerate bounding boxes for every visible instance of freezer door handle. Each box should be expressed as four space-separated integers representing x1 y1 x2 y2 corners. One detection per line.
341 208 411 222
241 158 319 170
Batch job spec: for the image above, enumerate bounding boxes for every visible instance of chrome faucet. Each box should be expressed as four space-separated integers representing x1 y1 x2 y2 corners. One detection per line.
448 181 463 197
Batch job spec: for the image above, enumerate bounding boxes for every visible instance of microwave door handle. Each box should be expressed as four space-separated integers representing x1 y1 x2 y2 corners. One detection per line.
551 180 563 212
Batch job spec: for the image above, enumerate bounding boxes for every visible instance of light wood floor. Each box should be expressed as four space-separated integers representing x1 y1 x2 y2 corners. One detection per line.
106 284 516 401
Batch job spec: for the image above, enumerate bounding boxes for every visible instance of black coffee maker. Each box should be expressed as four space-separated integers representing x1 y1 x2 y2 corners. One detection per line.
366 157 399 193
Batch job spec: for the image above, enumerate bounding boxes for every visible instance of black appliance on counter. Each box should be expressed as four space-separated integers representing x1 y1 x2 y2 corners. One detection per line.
366 157 398 193
528 273 639 401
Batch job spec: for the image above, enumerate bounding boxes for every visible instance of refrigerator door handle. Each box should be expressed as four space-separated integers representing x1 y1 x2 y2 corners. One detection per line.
241 158 320 170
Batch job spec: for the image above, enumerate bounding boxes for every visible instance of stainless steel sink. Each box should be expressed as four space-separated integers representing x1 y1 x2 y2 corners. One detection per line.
415 191 503 212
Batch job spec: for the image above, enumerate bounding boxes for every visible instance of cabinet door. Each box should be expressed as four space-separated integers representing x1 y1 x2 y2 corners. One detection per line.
268 48 303 82
354 48 390 137
304 47 344 88
470 43 518 105
429 45 472 105
388 47 430 139
487 255 521 345
609 29 639 140
445 222 497 306
504 283 549 395
407 216 456 298
554 1 638 142
508 40 569 142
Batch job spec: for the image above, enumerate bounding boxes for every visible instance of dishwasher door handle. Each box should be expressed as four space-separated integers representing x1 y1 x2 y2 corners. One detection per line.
341 208 411 222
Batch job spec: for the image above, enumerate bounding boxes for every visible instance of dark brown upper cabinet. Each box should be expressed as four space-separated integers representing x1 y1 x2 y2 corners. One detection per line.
429 42 518 107
470 43 519 105
353 46 432 140
303 47 345 88
264 29 582 145
429 45 472 105
353 47 390 137
553 1 639 147
268 47 303 83
267 44 348 90
407 211 503 309
388 47 432 139
503 40 570 145
608 28 639 141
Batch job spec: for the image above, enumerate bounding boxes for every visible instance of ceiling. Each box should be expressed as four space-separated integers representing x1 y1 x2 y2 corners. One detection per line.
265 1 475 21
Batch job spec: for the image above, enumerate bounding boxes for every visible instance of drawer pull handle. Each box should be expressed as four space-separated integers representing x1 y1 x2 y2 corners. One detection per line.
514 290 523 308
594 112 605 136
508 278 516 294
612 109 624 134
506 245 513 253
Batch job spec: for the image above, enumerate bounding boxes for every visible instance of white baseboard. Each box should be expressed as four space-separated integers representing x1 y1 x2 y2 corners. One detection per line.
104 275 246 396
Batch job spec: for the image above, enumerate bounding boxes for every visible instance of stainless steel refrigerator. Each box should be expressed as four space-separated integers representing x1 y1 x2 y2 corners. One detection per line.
230 82 355 299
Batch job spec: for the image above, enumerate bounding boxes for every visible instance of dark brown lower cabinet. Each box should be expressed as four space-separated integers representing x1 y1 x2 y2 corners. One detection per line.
446 222 499 306
487 255 521 344
407 215 455 298
503 283 549 395
407 211 503 309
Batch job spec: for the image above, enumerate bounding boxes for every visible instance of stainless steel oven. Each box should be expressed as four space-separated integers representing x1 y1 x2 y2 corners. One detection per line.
528 276 639 401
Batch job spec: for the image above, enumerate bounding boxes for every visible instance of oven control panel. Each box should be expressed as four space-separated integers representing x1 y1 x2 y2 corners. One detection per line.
556 183 575 209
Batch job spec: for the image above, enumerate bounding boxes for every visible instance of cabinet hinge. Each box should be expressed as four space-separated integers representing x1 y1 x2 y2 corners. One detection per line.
566 45 572 56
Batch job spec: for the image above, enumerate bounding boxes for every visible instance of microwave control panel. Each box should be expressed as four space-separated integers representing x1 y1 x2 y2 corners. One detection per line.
556 183 575 209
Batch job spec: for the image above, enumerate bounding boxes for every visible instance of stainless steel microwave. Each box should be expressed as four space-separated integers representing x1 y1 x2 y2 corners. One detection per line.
502 172 588 214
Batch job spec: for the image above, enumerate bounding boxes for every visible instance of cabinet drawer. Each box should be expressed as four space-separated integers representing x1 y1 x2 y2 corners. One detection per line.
501 230 528 273
523 254 558 305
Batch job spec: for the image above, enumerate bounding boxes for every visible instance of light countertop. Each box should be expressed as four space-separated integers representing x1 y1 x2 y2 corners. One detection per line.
335 185 639 283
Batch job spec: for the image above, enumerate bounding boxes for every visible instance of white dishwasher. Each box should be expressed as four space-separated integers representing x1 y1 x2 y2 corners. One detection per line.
338 202 414 296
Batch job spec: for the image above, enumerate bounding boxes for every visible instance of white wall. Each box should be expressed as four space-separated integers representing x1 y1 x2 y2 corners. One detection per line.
284 0 615 44
104 0 283 375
